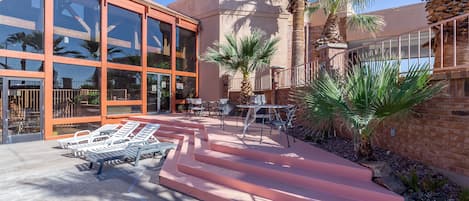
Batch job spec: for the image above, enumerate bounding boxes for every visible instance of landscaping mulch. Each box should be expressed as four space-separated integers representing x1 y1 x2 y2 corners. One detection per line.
308 136 463 201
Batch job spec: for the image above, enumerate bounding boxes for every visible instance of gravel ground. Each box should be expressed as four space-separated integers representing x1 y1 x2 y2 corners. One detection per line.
306 136 463 201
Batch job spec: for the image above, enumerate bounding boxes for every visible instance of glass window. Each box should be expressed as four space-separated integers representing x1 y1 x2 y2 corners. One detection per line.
148 18 172 69
0 0 44 53
0 57 43 72
107 4 141 66
176 27 196 72
53 0 100 60
107 105 141 115
53 122 101 136
107 69 141 100
53 63 101 118
176 76 196 99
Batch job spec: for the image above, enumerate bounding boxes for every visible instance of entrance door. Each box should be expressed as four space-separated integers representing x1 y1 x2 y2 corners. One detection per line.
1 78 44 144
147 73 171 114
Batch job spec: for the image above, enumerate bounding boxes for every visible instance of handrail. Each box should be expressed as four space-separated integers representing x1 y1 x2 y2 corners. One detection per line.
329 12 469 67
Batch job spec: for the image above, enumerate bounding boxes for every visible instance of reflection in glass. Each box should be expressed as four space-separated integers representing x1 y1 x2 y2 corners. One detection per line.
0 0 44 53
107 69 141 100
107 106 141 115
53 0 101 60
0 57 44 72
147 73 171 113
148 18 172 69
107 4 141 66
53 63 101 118
176 27 196 72
176 76 196 99
53 122 101 136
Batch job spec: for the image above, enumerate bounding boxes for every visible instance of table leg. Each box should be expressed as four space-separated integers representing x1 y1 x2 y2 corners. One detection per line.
242 108 252 137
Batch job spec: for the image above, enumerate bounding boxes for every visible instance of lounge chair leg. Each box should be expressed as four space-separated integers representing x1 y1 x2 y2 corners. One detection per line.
135 150 142 167
97 162 104 175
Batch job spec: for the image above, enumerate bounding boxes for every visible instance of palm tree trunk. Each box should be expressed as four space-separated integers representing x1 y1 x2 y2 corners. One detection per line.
239 74 253 104
289 0 305 83
317 13 343 46
357 128 375 161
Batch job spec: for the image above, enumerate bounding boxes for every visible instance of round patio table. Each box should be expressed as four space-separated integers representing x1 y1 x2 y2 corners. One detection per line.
236 104 289 137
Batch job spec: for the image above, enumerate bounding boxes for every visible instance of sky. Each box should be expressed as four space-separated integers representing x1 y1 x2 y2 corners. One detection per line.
154 0 424 12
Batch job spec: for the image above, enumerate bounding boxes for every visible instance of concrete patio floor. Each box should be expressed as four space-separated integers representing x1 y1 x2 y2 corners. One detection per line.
0 140 198 201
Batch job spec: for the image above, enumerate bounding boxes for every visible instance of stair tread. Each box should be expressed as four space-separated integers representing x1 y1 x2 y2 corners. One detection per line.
209 138 372 180
178 134 359 201
179 158 357 201
159 134 270 201
196 148 400 199
211 137 365 169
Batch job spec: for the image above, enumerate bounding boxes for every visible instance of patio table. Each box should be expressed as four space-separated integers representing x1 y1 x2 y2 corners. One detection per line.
236 104 289 137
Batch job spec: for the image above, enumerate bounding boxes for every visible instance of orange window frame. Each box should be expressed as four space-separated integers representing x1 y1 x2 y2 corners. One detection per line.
0 0 199 140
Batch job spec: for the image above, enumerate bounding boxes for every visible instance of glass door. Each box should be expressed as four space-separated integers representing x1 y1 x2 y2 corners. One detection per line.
147 73 171 114
2 78 44 144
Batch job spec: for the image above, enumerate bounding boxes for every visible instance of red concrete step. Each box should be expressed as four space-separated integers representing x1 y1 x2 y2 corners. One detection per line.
209 139 373 181
159 133 269 201
194 148 402 201
177 133 357 201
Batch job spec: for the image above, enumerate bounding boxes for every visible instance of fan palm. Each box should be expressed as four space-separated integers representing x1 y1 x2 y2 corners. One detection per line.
296 59 445 160
202 30 279 104
306 0 385 46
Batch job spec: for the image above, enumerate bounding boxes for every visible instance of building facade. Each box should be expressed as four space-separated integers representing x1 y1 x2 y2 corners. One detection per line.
0 0 198 143
169 0 291 101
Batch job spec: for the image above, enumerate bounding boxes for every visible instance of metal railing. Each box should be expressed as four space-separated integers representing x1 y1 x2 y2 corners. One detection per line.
229 13 469 91
331 12 469 73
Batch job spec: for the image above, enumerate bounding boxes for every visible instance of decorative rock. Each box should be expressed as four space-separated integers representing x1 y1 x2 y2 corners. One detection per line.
360 161 393 178
374 175 407 195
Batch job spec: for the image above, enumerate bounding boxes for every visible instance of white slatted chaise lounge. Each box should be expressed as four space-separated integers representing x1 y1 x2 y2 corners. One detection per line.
57 124 120 149
68 121 140 156
85 123 160 154
85 141 176 175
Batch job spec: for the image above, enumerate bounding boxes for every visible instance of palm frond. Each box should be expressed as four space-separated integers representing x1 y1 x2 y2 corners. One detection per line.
202 30 279 76
304 4 320 21
349 0 374 12
347 14 385 33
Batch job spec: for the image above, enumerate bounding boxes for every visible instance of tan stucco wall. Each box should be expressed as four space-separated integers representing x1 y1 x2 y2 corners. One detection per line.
169 0 290 101
347 3 427 42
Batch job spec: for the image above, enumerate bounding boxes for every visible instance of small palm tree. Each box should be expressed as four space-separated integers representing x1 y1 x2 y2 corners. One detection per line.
296 59 445 160
202 31 279 104
306 0 385 45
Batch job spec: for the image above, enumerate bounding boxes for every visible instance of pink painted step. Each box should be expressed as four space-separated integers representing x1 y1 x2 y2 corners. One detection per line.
177 133 357 201
195 147 403 201
209 139 373 181
159 132 270 201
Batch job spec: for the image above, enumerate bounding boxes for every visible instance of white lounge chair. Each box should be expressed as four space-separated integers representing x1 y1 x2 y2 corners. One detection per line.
85 141 176 175
86 123 160 154
68 121 140 156
57 124 120 149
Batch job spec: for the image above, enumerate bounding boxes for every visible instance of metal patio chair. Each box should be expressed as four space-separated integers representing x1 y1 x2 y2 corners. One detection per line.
270 105 297 147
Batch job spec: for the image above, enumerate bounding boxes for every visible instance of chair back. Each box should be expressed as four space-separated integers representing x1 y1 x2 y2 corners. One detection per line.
219 98 229 105
132 123 160 142
113 121 140 138
250 94 266 105
91 124 120 135
192 98 203 105
285 105 297 128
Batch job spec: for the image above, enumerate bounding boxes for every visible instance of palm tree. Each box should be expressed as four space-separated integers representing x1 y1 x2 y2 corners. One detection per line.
288 0 306 70
202 30 279 104
295 59 444 160
306 0 385 46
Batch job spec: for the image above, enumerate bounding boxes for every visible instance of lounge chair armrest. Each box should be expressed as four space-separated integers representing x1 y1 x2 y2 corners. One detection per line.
106 138 128 145
73 130 91 139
